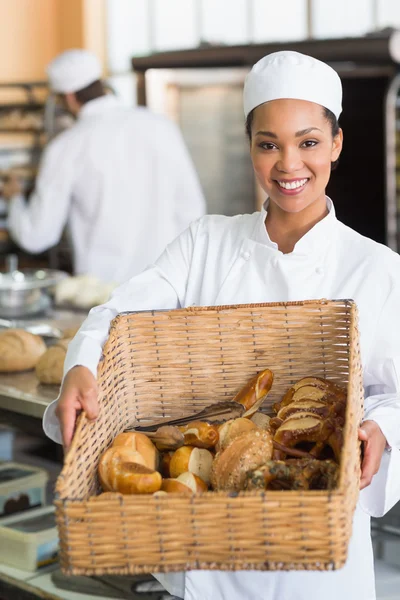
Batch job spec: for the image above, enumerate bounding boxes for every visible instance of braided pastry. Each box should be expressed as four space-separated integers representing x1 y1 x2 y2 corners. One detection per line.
270 398 345 431
274 376 346 414
272 412 342 463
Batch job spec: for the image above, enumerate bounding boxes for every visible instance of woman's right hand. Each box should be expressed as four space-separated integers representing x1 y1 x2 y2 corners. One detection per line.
55 365 99 450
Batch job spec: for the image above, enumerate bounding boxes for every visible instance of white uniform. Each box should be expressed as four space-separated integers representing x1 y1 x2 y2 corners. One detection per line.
43 199 400 600
8 95 205 283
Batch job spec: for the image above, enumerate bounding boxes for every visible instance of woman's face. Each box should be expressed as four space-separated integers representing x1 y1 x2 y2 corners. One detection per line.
250 99 343 215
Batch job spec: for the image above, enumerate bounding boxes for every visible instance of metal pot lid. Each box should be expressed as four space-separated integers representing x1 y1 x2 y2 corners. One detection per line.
0 268 68 291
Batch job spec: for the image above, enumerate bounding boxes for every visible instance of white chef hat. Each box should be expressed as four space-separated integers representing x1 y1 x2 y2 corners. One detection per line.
47 49 102 93
243 50 342 120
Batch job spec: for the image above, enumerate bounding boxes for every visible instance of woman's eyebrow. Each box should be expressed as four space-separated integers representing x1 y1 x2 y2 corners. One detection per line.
255 130 277 138
295 127 323 137
255 127 323 138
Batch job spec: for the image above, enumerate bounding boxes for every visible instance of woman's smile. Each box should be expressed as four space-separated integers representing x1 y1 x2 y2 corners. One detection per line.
274 177 310 195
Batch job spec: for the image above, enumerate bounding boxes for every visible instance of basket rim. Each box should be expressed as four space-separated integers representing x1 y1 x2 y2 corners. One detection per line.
54 485 343 503
115 298 356 318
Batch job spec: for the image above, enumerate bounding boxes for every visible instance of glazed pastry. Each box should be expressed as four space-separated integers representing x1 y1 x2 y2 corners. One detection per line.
233 368 274 415
272 412 342 463
178 421 219 449
98 446 162 494
274 376 346 413
112 432 159 470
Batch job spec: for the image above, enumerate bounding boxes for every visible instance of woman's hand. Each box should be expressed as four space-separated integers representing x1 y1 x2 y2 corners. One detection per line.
55 366 99 450
358 420 387 490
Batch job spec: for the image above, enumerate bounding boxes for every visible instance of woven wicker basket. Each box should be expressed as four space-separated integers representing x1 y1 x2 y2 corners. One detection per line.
55 300 363 575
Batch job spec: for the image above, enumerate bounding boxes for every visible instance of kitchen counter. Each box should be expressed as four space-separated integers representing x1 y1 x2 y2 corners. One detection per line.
0 307 86 419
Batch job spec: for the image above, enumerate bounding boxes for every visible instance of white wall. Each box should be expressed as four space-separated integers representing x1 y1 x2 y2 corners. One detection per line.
107 0 150 73
252 0 308 43
106 0 400 77
312 0 374 39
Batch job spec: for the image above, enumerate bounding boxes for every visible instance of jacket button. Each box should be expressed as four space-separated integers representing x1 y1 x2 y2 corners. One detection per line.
242 251 250 260
315 267 324 275
272 257 278 267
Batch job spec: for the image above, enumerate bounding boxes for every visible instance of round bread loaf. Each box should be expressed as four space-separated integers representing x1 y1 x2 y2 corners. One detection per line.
62 326 79 339
0 329 47 372
35 339 69 385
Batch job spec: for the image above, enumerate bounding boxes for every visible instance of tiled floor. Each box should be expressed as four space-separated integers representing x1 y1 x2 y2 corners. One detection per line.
1 427 400 599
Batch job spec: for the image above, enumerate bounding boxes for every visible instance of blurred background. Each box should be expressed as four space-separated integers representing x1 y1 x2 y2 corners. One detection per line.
1 0 400 269
0 1 400 599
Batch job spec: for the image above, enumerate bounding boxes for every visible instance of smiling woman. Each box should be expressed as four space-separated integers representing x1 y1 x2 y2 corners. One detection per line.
248 98 343 253
43 50 400 600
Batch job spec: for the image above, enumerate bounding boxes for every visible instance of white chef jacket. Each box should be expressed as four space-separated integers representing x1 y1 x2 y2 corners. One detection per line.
8 95 205 283
43 199 400 600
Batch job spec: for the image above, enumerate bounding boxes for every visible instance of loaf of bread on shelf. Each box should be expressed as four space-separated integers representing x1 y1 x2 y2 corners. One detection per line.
35 339 69 385
0 329 46 372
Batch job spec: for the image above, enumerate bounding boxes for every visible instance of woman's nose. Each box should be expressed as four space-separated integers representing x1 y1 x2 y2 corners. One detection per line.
276 148 303 173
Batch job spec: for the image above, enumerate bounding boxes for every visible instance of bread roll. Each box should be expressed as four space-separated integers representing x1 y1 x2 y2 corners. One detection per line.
62 326 79 339
0 329 46 372
112 432 158 471
250 412 271 430
169 446 213 484
35 339 69 385
98 446 162 494
176 472 208 492
211 429 274 491
161 478 193 494
178 421 219 449
216 417 258 452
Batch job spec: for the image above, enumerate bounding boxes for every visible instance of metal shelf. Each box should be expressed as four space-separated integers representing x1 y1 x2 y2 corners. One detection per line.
0 129 44 133
0 104 45 110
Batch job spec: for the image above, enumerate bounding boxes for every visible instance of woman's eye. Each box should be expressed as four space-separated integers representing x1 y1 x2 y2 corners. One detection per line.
301 140 318 148
259 142 277 150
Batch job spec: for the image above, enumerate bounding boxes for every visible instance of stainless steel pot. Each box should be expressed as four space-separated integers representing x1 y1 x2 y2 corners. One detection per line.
0 255 67 318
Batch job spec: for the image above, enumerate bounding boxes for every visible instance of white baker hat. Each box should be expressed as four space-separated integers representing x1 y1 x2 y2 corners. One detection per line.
47 49 102 93
243 50 342 120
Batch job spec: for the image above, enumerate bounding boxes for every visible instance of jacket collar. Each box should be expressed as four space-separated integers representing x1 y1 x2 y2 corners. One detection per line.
78 95 123 119
255 196 337 256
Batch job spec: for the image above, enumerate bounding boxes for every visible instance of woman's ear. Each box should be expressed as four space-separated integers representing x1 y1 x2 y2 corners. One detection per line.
331 128 343 162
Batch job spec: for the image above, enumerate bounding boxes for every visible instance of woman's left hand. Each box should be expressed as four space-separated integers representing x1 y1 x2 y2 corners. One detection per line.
358 420 387 490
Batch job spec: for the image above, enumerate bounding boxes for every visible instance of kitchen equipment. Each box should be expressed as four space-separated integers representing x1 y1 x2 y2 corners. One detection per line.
0 254 67 318
0 505 58 571
0 461 48 518
0 317 63 339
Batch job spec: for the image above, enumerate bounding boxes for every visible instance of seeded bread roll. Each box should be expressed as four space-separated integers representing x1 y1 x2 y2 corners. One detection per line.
35 339 70 385
0 329 47 372
211 429 274 491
